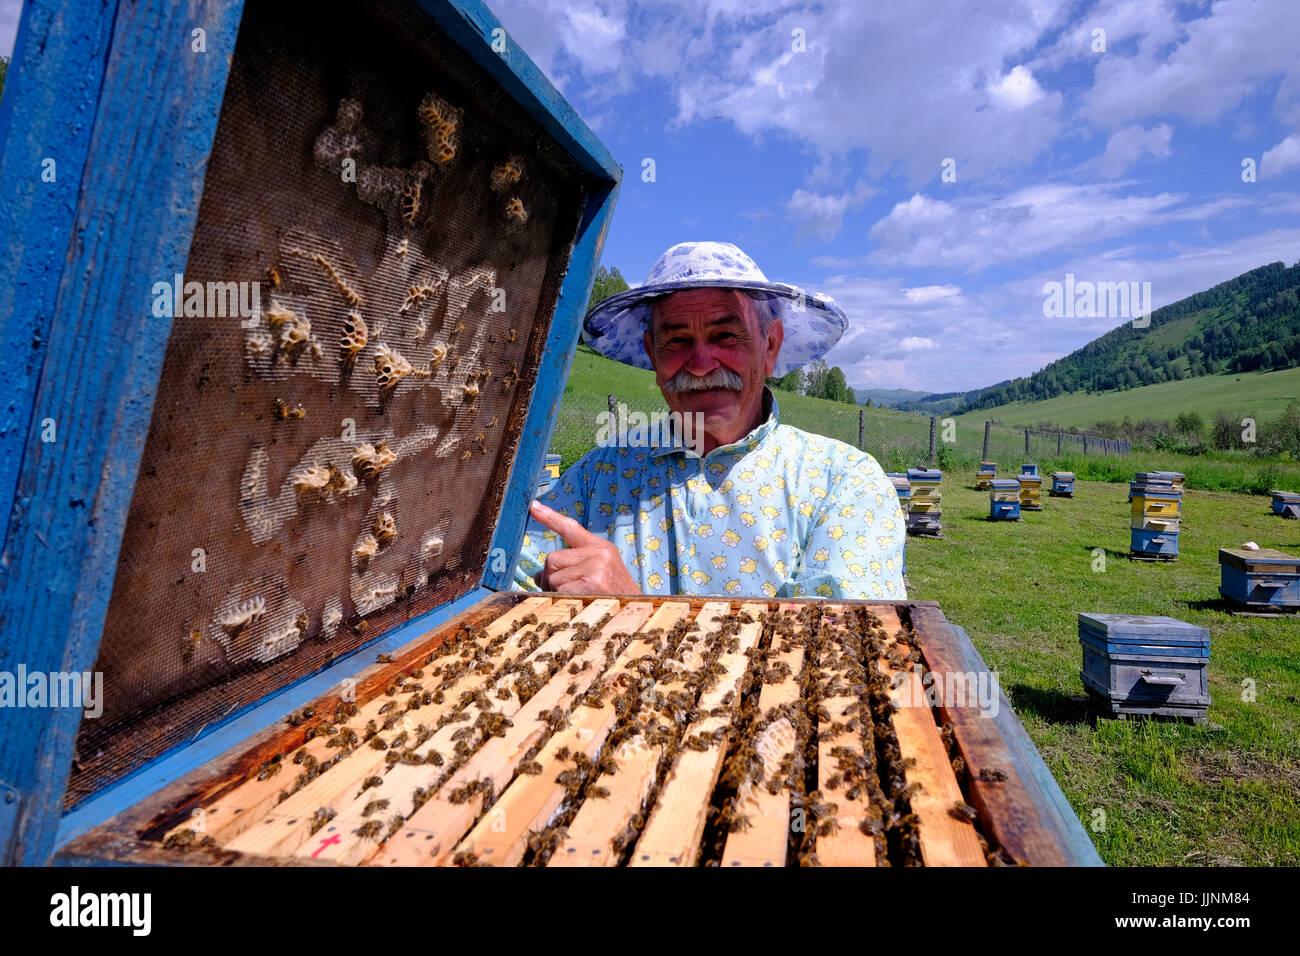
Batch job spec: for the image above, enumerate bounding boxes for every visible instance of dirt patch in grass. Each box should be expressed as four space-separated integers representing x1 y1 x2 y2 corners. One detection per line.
1181 749 1300 790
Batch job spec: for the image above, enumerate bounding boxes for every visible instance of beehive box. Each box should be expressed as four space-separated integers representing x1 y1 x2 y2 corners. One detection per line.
536 452 563 496
1129 476 1181 560
0 0 1097 868
1020 462 1038 476
1218 548 1300 611
905 468 942 538
1078 614 1210 722
989 478 1021 521
1017 474 1043 511
0 0 620 864
1049 472 1074 497
58 596 1100 866
975 461 996 490
1271 490 1300 519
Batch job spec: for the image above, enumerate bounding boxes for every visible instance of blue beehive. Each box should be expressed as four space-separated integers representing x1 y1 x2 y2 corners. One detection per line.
989 478 1021 520
1049 471 1075 496
0 0 622 864
1130 474 1181 560
536 453 562 496
1079 613 1210 722
905 467 942 537
1218 548 1300 610
975 460 996 489
1020 462 1038 476
1270 490 1300 519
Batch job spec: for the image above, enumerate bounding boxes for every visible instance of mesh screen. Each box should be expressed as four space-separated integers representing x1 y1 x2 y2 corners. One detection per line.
69 0 586 806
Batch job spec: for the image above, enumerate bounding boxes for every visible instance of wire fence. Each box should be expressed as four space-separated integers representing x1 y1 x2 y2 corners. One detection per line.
549 389 1130 477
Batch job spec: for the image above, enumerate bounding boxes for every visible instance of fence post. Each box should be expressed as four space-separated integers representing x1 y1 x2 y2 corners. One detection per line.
608 394 616 420
1083 434 1088 454
928 417 936 463
1024 427 1029 455
982 421 990 460
1057 430 1062 454
858 408 864 451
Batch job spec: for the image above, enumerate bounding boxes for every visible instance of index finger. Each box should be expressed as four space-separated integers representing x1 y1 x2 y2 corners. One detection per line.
529 500 597 549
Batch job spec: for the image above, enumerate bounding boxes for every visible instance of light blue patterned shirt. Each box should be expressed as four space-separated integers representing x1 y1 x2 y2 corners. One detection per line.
514 390 907 600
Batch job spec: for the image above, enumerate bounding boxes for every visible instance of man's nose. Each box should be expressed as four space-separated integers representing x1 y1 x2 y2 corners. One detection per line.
683 344 720 377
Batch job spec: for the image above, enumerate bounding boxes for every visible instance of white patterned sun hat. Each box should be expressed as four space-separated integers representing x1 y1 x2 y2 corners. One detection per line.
581 241 848 378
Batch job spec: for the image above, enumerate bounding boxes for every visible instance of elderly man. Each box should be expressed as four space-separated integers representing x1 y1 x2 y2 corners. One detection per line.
514 241 906 600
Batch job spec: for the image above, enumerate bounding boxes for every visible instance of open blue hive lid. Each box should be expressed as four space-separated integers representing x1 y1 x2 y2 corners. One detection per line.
1078 613 1210 646
0 0 621 812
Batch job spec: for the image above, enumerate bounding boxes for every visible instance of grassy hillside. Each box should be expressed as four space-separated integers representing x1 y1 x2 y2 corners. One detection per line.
851 387 930 407
909 478 1300 865
958 366 1300 430
959 261 1300 411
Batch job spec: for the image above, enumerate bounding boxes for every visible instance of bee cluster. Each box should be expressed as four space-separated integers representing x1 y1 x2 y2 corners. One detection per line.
154 598 1006 867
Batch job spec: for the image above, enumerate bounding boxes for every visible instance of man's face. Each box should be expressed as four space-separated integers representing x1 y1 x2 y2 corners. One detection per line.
643 288 783 450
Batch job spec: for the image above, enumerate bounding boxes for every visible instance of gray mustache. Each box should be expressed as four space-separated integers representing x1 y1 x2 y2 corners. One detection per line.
662 367 745 393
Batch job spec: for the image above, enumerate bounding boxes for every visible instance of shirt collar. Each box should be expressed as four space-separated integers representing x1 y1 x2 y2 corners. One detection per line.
650 387 780 462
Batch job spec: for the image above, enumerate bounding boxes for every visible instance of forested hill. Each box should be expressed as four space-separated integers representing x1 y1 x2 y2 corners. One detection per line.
959 261 1300 413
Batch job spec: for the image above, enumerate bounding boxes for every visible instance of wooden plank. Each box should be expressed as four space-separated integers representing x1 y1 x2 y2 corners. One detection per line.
366 600 654 865
910 605 1100 866
301 599 614 863
806 604 880 867
628 603 766 867
875 605 985 867
546 601 713 867
0 0 244 866
239 600 602 861
451 602 690 865
720 603 807 867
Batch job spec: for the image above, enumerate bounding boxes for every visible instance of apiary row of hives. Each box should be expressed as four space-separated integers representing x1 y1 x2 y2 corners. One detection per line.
72 596 1043 867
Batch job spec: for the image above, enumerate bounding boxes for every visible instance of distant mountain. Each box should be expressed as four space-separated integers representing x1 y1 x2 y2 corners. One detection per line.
851 387 931 407
959 261 1300 414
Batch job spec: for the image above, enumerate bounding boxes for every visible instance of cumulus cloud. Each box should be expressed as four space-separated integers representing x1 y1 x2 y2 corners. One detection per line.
1087 123 1173 177
901 285 961 303
988 66 1046 110
1261 134 1300 179
867 184 1253 271
784 180 878 242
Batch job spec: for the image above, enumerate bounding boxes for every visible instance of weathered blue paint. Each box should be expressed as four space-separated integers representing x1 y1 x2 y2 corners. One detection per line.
415 0 620 182
53 586 496 852
480 181 621 592
0 0 116 558
0 0 246 865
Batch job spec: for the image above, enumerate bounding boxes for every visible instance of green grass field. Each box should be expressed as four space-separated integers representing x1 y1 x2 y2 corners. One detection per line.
958 366 1300 430
907 479 1300 865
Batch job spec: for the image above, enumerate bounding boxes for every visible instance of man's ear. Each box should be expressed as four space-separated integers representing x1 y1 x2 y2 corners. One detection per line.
643 328 655 371
763 317 784 378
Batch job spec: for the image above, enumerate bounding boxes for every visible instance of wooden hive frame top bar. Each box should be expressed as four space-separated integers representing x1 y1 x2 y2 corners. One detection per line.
59 594 1103 866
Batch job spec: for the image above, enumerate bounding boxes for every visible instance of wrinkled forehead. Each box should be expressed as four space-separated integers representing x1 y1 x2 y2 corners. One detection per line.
647 287 756 336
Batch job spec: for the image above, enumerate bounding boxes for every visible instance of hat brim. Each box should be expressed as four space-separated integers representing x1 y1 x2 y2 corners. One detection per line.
581 279 848 378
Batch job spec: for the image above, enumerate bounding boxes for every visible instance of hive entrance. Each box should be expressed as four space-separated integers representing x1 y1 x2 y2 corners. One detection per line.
150 598 1003 867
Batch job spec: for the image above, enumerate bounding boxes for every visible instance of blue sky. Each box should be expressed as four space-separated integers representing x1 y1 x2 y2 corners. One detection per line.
490 0 1300 391
4 1 1299 392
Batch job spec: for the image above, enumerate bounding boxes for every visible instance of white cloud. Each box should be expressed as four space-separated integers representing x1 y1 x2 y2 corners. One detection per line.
1261 134 1300 179
900 336 938 351
989 66 1045 110
1087 123 1173 177
902 285 961 303
784 180 877 242
867 183 1254 271
1081 0 1300 127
